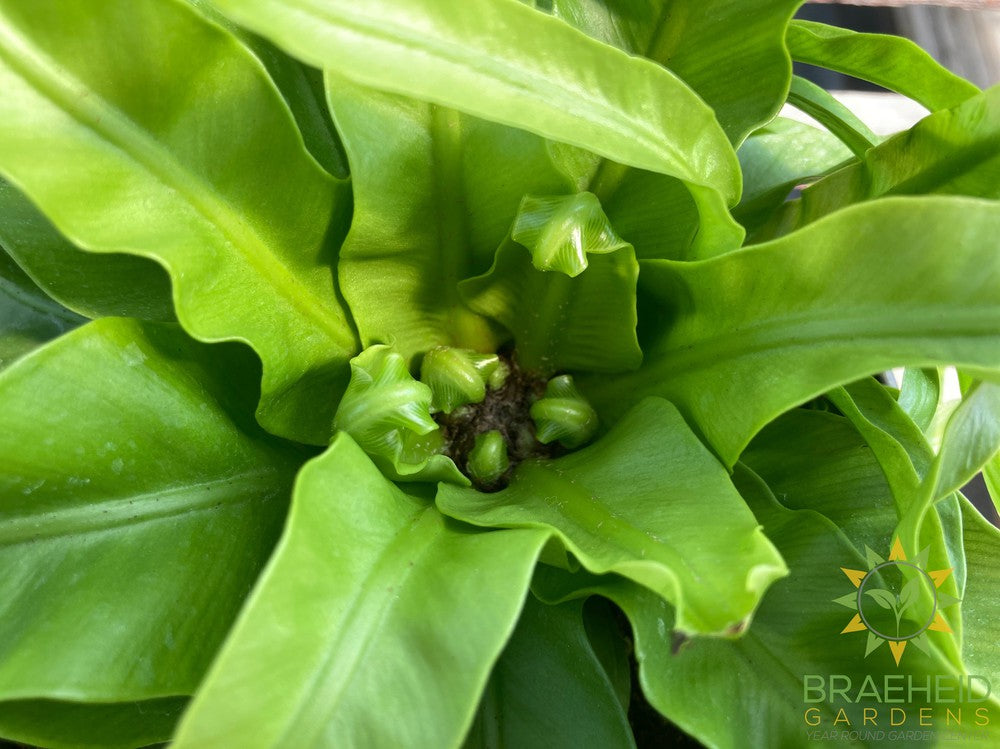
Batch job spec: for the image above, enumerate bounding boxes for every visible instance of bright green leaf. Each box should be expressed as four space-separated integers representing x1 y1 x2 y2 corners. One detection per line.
786 75 878 158
437 397 787 636
584 197 1000 467
0 178 175 322
898 368 942 434
173 434 548 749
0 247 82 372
207 0 741 210
327 80 574 360
0 0 357 444
787 20 979 112
0 319 301 714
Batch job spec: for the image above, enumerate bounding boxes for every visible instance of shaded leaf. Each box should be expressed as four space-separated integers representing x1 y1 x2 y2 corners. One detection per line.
0 178 174 322
767 86 1000 235
734 117 852 233
0 319 301 708
327 80 574 361
463 597 634 749
0 247 82 372
0 0 357 444
584 197 1000 466
0 697 186 749
173 434 548 749
437 397 787 636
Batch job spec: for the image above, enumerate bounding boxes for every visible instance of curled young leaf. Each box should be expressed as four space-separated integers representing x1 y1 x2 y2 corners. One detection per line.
334 346 467 485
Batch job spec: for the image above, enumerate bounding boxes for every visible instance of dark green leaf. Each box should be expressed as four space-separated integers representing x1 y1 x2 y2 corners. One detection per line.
0 247 82 372
0 697 186 749
464 597 634 749
0 178 175 321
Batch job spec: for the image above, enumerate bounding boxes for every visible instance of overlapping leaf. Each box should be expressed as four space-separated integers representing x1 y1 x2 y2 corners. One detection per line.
0 0 356 444
0 179 174 321
460 193 641 375
787 20 979 112
584 197 1000 466
0 318 301 744
438 397 787 636
550 0 801 144
535 463 1000 748
327 80 575 361
0 247 82 371
173 434 548 749
767 86 1000 235
206 0 742 223
734 117 852 233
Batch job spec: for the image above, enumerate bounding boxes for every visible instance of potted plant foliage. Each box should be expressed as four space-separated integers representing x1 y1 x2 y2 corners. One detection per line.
0 0 998 746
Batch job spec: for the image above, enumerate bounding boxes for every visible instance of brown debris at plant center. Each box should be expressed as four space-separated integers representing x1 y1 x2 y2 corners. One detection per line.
433 353 562 491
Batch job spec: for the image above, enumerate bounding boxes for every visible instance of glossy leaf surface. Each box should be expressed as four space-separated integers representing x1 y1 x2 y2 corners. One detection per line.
207 0 741 207
787 20 979 112
0 0 356 444
328 80 574 361
438 397 787 636
173 435 548 749
0 319 300 708
585 198 1000 466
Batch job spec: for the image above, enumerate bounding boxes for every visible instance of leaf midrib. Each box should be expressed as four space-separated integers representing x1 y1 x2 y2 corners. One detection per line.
0 471 282 547
0 16 351 350
273 505 440 746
